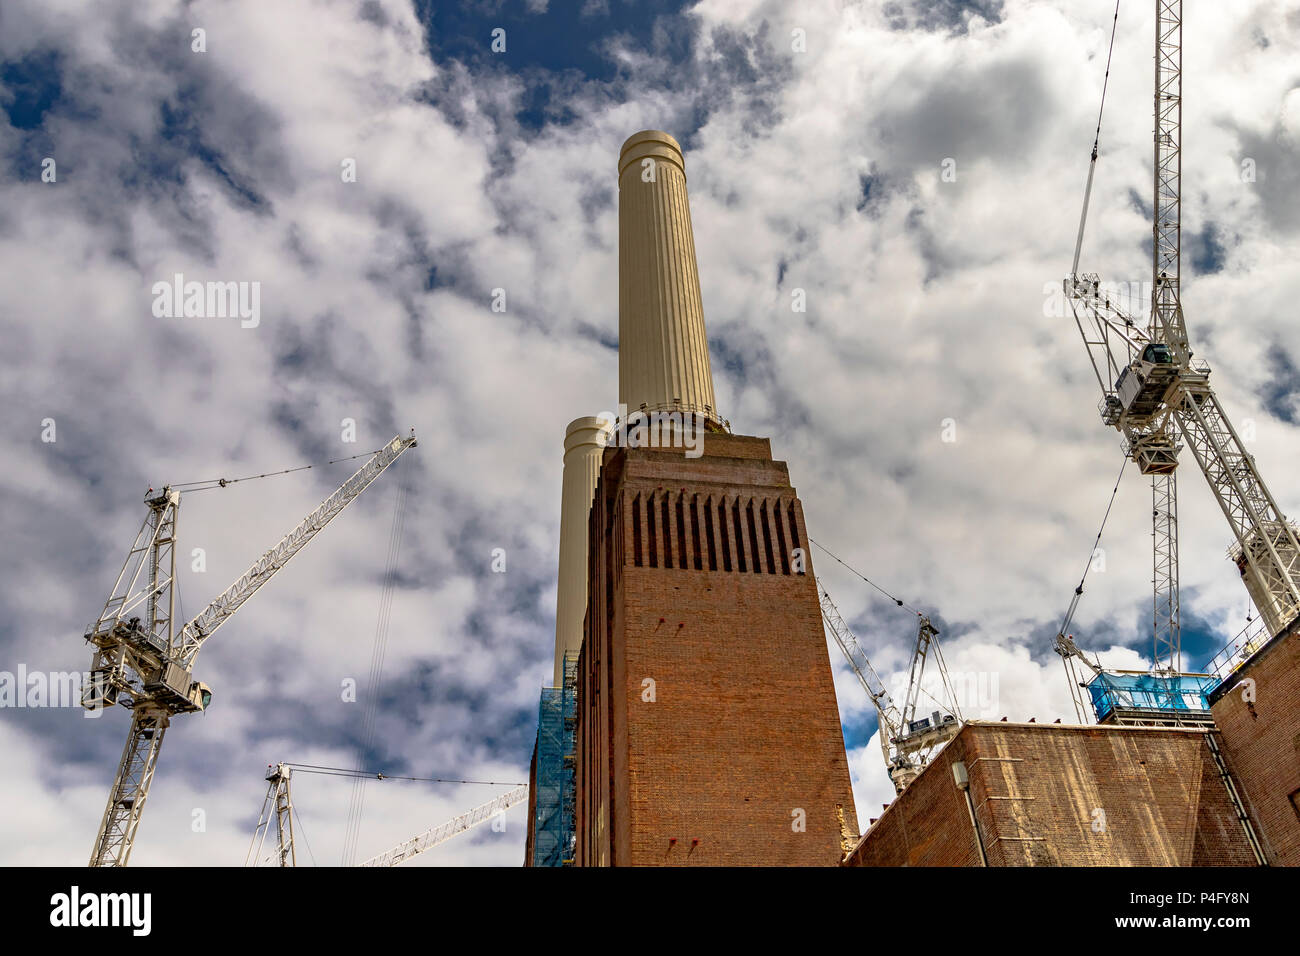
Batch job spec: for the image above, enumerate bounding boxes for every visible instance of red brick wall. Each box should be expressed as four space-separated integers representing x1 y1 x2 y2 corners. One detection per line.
575 434 858 865
844 722 1259 867
842 731 981 866
1209 625 1300 866
523 743 537 867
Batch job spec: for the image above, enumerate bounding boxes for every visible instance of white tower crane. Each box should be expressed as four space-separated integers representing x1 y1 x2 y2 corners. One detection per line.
245 761 528 868
82 432 418 866
1063 2 1300 682
248 763 297 867
818 583 959 793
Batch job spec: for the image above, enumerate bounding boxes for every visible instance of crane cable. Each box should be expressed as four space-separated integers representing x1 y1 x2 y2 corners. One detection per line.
1056 456 1128 656
168 444 398 492
287 764 525 787
1071 0 1122 276
808 537 924 618
341 477 410 865
291 804 318 868
811 538 965 719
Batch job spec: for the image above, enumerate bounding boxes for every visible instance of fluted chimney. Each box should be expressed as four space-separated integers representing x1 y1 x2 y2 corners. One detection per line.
552 132 720 686
618 130 721 426
553 416 610 685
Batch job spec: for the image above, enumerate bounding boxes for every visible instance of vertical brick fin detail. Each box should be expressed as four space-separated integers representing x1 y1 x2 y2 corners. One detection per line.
632 494 643 567
605 495 617 620
787 501 805 574
774 499 791 575
676 494 689 569
731 499 747 572
661 493 673 568
704 495 718 570
760 500 777 574
745 499 762 574
717 497 732 572
647 492 658 568
614 493 624 584
690 495 704 570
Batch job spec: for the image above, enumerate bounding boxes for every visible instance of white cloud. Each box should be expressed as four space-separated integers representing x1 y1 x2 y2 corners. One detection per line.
3 0 1298 863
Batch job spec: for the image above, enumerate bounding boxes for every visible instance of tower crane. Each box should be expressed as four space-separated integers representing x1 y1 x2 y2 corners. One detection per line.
81 432 418 866
818 583 960 793
248 763 298 867
1063 1 1300 683
246 762 527 867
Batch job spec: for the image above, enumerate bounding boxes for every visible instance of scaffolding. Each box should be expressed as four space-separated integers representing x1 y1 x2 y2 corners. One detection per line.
530 651 577 866
1086 669 1216 726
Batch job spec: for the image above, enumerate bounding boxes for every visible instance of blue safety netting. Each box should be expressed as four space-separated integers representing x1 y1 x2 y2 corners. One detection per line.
1087 670 1217 723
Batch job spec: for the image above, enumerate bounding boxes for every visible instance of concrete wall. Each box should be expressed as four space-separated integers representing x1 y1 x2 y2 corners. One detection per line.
844 722 1260 867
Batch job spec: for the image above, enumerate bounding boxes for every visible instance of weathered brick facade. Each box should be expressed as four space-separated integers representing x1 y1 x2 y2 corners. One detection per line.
523 743 538 867
574 432 858 866
843 722 1261 867
1208 623 1300 866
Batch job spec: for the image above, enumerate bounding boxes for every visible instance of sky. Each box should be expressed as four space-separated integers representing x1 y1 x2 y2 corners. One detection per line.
2 0 1300 866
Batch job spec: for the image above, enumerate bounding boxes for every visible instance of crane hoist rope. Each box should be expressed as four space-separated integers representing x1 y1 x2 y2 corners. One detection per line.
1056 455 1128 644
1054 457 1127 721
342 475 410 866
1071 0 1123 276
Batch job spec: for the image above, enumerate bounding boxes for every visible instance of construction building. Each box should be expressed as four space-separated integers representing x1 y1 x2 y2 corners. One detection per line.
526 129 857 865
574 430 857 865
1207 617 1300 866
842 721 1262 867
523 120 1300 869
525 3 1300 867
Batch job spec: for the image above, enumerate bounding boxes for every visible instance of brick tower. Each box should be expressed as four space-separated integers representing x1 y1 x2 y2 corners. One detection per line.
571 132 857 866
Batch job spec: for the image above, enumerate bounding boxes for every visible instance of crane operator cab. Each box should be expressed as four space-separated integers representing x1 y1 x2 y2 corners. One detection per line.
1141 343 1173 364
1114 341 1179 419
189 681 213 712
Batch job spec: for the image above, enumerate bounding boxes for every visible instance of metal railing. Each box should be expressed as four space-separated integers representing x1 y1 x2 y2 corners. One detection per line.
1204 617 1271 685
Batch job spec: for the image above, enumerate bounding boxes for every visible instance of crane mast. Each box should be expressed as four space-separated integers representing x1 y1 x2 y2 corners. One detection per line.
247 763 297 867
84 433 417 866
1147 0 1184 674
